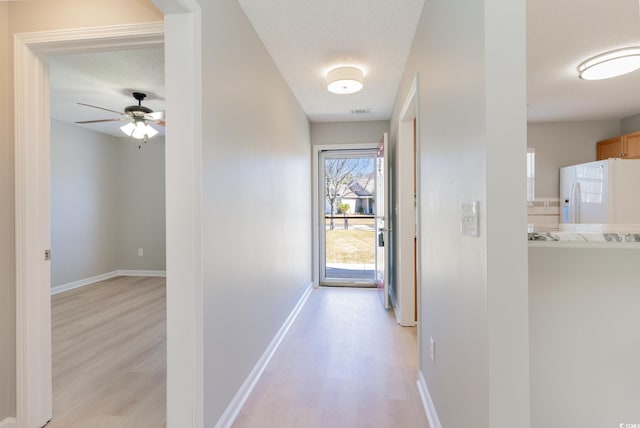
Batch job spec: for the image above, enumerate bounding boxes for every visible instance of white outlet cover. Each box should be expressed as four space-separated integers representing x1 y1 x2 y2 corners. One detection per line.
460 201 479 237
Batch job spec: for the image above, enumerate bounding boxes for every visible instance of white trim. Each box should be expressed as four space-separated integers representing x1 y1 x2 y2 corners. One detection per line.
50 271 119 295
50 270 168 295
161 2 204 427
311 143 379 288
395 75 420 327
15 23 165 428
411 74 423 368
0 417 17 428
15 27 54 428
214 283 314 428
118 269 167 277
14 22 164 55
417 371 442 428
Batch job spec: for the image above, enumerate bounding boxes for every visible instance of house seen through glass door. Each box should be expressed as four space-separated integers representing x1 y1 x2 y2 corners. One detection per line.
319 149 377 286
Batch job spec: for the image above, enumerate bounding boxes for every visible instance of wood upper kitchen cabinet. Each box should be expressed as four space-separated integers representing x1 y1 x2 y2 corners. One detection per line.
597 131 640 160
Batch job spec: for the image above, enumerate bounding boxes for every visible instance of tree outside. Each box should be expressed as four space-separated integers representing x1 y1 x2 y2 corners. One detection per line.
324 157 374 230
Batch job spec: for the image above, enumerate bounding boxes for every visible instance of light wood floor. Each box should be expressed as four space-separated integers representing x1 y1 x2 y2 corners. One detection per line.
49 281 426 428
48 276 166 428
233 287 429 428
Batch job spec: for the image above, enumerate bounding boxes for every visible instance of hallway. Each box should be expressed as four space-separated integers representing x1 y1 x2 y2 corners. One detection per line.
234 287 428 428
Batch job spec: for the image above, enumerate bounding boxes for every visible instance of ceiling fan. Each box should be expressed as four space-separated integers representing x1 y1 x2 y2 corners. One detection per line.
75 91 165 147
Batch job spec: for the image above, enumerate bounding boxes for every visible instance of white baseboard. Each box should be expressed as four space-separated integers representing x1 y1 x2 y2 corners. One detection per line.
118 269 166 277
51 270 167 295
51 270 119 295
0 417 16 428
417 371 442 428
215 283 314 428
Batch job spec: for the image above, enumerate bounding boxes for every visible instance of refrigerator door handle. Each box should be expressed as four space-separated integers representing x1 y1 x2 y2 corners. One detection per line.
570 182 581 223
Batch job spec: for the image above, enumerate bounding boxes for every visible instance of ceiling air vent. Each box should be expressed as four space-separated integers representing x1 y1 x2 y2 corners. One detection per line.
351 109 370 115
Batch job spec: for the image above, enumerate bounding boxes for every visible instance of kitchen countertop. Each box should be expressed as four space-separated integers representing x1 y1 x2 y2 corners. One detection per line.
528 223 640 247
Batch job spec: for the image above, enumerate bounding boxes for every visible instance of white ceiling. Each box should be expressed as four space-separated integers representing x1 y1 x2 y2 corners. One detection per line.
527 0 640 122
49 0 640 136
236 0 426 122
49 47 165 138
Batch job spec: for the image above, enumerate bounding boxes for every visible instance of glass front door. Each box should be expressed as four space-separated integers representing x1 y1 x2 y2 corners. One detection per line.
319 149 377 286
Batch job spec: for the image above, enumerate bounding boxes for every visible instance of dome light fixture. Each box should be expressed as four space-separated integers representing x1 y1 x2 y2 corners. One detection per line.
326 66 364 94
578 47 640 80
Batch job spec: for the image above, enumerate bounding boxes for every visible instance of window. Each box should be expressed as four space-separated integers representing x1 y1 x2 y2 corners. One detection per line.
527 148 535 203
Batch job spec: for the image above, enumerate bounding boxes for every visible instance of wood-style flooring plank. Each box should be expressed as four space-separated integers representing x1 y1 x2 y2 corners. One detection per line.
233 287 429 428
47 276 166 428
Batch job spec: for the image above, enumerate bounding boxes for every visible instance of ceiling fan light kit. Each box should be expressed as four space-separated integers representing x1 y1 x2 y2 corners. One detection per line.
578 47 640 80
326 66 364 94
75 91 165 147
120 121 158 140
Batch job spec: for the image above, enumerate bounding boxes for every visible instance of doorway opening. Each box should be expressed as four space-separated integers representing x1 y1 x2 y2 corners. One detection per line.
14 11 204 425
319 149 377 286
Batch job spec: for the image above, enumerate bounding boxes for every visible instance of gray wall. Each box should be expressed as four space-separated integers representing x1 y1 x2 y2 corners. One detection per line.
0 2 14 421
390 0 529 426
310 120 389 146
527 120 620 198
529 247 640 428
117 137 166 270
199 1 312 425
51 121 121 286
621 112 640 134
51 120 166 288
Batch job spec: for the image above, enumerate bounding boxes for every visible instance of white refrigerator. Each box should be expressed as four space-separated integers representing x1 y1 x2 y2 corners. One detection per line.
560 158 640 224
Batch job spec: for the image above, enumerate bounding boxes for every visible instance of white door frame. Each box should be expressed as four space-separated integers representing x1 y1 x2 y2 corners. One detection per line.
312 144 378 288
395 76 420 327
317 148 377 286
14 2 203 427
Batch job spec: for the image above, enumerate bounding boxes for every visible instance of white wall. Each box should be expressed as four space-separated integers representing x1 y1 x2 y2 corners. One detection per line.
390 0 529 426
311 120 389 146
51 120 166 287
529 247 640 428
527 120 620 197
199 1 312 425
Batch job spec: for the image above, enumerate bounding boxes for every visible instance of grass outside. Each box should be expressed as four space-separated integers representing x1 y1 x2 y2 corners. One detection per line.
325 229 375 264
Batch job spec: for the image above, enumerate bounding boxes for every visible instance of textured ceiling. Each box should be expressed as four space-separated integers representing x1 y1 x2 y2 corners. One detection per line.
48 0 640 135
236 0 426 122
49 47 165 138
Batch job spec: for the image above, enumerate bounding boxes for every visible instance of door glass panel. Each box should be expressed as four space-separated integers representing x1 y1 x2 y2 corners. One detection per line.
320 150 376 285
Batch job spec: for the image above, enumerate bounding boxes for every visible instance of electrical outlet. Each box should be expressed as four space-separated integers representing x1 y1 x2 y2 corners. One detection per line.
137 248 144 256
430 336 435 362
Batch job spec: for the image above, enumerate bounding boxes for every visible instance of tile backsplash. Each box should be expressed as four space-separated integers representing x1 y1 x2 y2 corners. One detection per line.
528 197 559 225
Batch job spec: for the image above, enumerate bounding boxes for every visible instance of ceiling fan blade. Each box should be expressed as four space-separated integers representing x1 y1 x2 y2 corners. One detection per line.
145 111 165 121
147 119 166 127
77 102 126 116
74 118 128 124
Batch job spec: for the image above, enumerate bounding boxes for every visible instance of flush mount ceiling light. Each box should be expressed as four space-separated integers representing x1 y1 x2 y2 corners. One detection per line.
578 47 640 80
326 66 364 94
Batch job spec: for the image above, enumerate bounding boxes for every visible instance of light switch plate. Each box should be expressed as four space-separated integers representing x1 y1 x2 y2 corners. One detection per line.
460 201 479 237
